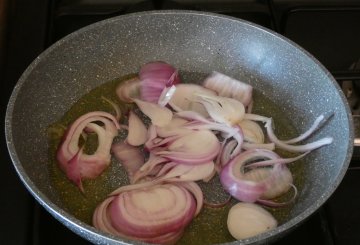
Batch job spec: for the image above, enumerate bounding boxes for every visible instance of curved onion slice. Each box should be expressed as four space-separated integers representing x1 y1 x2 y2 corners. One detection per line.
133 98 173 127
93 183 197 244
156 130 221 165
56 111 120 191
177 181 204 216
244 164 293 199
238 119 264 144
203 71 253 106
179 113 244 158
140 61 180 103
195 93 245 126
245 113 334 152
156 117 192 138
161 161 215 182
220 149 292 202
220 139 238 167
169 84 216 117
132 155 169 183
127 110 148 146
265 118 333 152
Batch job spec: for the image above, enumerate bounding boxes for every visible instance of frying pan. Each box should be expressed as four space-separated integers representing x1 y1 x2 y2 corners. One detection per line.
5 10 353 244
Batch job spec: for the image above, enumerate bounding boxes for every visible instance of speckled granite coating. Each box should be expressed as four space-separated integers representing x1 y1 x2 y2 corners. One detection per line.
5 10 353 245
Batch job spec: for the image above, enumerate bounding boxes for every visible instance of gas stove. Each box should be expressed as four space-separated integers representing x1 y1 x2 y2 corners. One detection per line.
1 0 360 244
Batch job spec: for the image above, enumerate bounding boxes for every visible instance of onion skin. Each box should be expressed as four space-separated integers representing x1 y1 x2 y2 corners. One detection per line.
140 61 180 103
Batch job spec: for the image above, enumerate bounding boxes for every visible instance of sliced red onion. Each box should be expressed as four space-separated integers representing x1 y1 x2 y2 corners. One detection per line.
127 110 148 146
156 130 221 165
227 202 277 240
203 71 253 106
168 84 216 117
177 181 204 216
155 117 192 138
244 163 293 199
162 161 215 182
257 184 298 207
242 142 275 151
183 119 243 158
132 154 169 183
139 61 180 103
145 134 180 152
245 151 310 169
265 118 334 152
282 113 332 144
94 183 196 244
194 93 245 126
220 149 287 202
220 139 238 167
133 98 173 127
238 119 264 144
244 113 333 152
56 111 120 190
176 110 214 124
106 184 196 241
111 142 145 183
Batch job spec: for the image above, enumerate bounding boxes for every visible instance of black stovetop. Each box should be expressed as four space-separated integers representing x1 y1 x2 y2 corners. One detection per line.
1 0 360 244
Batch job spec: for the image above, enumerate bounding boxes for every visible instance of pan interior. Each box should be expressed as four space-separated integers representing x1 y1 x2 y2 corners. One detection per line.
6 11 352 245
47 73 304 244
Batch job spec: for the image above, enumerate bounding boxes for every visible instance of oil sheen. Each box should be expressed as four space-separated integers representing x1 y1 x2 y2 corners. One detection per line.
48 74 304 244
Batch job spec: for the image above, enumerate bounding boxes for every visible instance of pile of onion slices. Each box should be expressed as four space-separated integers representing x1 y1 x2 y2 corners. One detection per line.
55 61 333 244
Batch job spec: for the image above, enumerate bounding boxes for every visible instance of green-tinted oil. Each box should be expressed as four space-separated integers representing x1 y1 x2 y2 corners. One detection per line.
48 75 304 244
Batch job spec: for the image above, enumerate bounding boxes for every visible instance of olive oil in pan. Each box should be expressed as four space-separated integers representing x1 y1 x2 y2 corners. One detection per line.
48 74 304 244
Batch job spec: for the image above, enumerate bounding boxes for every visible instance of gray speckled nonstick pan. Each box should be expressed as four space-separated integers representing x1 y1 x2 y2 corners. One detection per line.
5 10 353 245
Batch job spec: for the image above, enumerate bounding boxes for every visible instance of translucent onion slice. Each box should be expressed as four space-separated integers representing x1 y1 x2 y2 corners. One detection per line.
127 110 148 146
133 98 173 127
168 84 216 117
194 93 245 126
156 130 221 165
